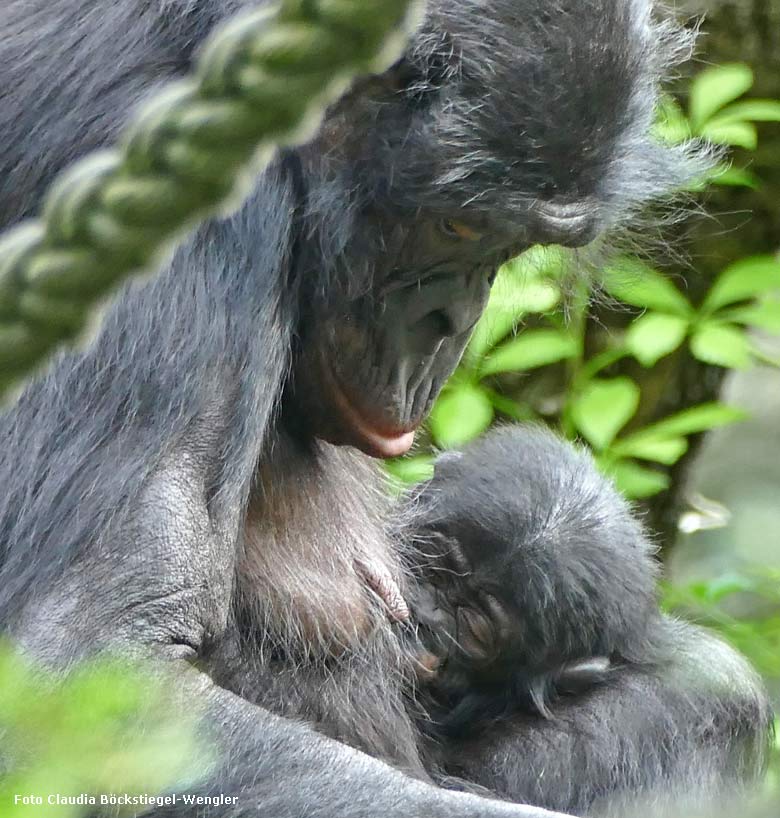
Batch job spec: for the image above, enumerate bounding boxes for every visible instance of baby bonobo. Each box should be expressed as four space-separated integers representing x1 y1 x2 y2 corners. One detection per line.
402 425 661 736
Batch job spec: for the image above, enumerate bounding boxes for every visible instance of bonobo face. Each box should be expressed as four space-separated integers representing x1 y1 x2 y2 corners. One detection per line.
293 212 508 458
289 0 701 458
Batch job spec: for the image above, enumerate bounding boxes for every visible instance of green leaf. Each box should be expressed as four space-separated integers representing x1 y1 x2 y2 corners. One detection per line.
708 165 761 189
625 313 689 366
484 389 537 421
702 255 780 313
690 322 753 369
700 120 757 150
468 273 560 359
702 573 755 603
571 378 640 451
611 435 688 466
708 99 780 124
480 329 577 376
689 63 754 130
605 460 670 499
384 454 435 485
653 96 691 144
636 402 748 439
429 384 494 448
727 298 780 333
602 257 691 316
507 244 570 281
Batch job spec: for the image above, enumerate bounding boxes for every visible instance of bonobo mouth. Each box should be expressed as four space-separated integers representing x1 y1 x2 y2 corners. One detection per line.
323 361 418 458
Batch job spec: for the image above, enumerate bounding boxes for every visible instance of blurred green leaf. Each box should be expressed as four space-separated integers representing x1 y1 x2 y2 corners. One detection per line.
606 459 670 499
429 384 494 448
468 273 561 360
611 435 688 466
571 378 640 450
654 96 691 144
702 573 756 603
0 647 204 818
635 402 748 438
689 63 754 130
702 255 780 313
603 258 691 316
483 389 538 421
625 313 689 366
708 165 761 189
727 298 780 332
509 244 570 281
708 99 780 124
384 454 435 486
700 120 757 150
691 322 753 369
480 329 577 377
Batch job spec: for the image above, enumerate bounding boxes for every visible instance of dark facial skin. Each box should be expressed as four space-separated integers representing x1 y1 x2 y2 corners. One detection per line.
291 213 499 457
289 203 588 459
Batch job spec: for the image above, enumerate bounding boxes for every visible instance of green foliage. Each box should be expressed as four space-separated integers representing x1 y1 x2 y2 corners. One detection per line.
662 567 780 787
0 647 203 817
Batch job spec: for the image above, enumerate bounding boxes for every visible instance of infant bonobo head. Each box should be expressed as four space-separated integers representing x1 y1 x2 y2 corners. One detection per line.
289 1 703 458
404 426 661 726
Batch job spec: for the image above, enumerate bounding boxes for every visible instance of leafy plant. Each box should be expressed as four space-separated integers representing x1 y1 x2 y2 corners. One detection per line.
0 647 204 818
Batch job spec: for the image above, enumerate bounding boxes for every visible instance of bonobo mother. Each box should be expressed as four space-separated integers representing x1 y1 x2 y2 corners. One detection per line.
0 1 771 817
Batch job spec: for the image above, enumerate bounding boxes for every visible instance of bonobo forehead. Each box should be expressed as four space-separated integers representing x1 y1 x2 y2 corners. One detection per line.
390 0 698 226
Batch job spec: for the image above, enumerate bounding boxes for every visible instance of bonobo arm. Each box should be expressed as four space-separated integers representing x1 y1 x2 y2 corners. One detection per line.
9 460 571 818
154 667 575 818
438 618 773 816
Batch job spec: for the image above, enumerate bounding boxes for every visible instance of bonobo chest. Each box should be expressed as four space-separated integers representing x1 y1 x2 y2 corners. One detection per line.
207 434 425 773
237 435 408 654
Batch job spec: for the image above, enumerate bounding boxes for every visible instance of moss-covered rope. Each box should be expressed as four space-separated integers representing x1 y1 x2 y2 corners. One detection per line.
0 0 419 397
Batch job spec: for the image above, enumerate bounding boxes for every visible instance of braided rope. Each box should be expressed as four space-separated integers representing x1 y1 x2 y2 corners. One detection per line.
0 0 419 397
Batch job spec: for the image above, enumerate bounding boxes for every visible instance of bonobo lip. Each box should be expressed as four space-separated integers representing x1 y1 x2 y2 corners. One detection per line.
323 362 417 459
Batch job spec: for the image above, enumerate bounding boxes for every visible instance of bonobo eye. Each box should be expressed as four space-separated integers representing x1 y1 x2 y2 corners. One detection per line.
438 219 484 241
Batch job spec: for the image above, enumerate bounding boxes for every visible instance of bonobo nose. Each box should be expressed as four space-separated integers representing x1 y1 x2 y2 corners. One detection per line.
532 200 601 248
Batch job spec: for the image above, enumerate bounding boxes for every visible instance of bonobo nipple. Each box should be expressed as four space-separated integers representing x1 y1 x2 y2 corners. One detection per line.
354 558 410 623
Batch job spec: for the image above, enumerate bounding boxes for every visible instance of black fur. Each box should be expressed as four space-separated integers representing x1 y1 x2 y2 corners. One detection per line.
404 427 661 729
0 2 769 818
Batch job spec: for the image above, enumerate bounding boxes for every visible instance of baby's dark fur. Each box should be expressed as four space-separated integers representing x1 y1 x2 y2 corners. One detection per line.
398 428 770 815
404 426 661 732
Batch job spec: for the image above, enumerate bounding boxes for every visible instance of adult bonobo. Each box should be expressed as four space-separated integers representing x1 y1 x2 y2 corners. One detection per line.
0 2 770 817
